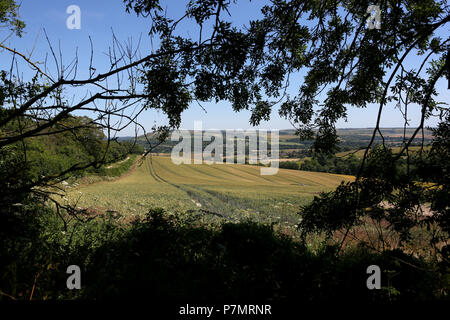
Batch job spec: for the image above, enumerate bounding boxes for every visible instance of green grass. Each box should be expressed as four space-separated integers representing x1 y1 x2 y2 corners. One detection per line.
66 156 354 226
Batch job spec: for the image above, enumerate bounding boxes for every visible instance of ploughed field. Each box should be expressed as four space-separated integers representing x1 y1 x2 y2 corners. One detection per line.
67 156 353 226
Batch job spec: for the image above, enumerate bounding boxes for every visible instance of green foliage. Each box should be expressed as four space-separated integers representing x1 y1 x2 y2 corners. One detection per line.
299 127 450 264
94 154 137 177
122 0 449 153
1 111 141 180
0 199 125 300
300 153 361 175
0 0 25 36
1 206 447 301
279 161 300 170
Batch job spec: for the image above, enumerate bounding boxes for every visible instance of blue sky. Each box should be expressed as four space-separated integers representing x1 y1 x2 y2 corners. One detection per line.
1 0 448 135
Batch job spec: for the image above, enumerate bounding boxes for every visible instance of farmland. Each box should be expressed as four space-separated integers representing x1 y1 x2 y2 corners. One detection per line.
129 128 434 158
66 156 353 227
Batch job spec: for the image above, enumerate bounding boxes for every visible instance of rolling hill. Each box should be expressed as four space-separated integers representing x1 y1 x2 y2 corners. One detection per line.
66 156 354 227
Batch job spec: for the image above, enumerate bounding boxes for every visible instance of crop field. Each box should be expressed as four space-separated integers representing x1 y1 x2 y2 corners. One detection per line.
66 156 353 226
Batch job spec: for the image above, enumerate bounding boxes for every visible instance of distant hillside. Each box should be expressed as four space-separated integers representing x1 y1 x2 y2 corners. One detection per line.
121 127 434 158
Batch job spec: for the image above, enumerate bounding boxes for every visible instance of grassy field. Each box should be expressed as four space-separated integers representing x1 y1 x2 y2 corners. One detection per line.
66 156 353 227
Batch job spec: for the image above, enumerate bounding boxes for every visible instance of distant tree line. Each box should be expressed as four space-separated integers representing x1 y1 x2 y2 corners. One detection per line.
279 153 361 175
300 154 361 175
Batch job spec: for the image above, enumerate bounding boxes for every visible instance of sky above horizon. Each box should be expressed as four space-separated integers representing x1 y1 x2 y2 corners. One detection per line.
1 0 448 135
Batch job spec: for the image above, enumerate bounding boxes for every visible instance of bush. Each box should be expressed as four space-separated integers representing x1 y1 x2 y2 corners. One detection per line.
1 206 447 301
279 161 300 170
300 153 361 175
